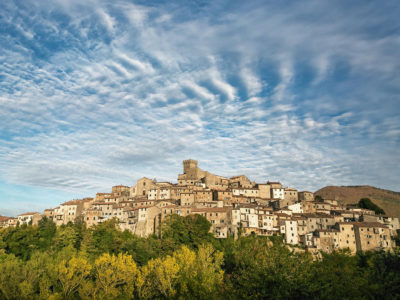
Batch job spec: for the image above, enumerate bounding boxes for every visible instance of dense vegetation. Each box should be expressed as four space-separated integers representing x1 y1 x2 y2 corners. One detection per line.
0 216 399 299
358 198 386 215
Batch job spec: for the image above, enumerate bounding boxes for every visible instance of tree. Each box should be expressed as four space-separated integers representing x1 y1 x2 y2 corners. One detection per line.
37 217 57 250
85 253 138 299
362 250 400 298
315 195 324 202
0 251 23 300
161 214 214 248
224 236 313 299
358 198 385 215
174 244 224 299
81 219 124 256
54 226 80 251
308 250 368 299
54 253 92 299
19 251 54 299
137 255 180 299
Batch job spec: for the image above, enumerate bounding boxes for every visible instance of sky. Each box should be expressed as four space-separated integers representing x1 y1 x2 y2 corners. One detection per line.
0 0 399 216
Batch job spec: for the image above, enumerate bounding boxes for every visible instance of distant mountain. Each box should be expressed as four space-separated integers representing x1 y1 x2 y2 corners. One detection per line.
315 185 400 217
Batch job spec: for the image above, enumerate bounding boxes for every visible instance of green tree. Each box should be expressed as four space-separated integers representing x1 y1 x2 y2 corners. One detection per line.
362 250 400 298
358 198 385 215
137 255 180 299
54 226 80 251
308 250 368 299
82 253 138 299
19 251 54 299
0 250 23 300
161 214 214 248
174 244 224 299
81 219 125 256
315 195 324 202
224 236 313 299
54 253 92 299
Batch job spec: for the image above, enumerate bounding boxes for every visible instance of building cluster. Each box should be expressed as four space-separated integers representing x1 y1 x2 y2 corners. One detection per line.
1 159 399 253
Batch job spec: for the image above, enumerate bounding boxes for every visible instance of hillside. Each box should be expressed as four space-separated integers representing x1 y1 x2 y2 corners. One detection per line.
315 185 400 217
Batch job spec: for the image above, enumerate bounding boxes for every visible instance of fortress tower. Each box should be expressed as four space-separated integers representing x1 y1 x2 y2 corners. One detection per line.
183 159 200 179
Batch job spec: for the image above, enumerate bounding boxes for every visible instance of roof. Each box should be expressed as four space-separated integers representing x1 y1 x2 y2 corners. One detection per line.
163 205 179 209
230 175 247 179
292 216 307 220
18 212 41 216
124 205 153 211
275 213 292 218
355 222 389 228
61 200 82 206
0 216 11 222
316 229 339 233
191 207 230 213
113 206 125 209
302 213 334 218
238 203 258 208
82 197 94 201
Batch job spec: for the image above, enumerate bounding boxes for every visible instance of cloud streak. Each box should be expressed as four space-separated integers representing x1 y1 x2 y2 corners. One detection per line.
0 0 400 215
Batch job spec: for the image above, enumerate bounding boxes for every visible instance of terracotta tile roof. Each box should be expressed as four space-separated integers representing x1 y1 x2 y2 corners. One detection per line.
191 207 230 213
0 216 11 222
275 213 292 218
316 229 339 233
354 222 388 228
18 212 40 216
124 205 152 211
302 213 334 218
61 200 82 206
336 222 388 228
163 205 180 209
230 175 246 179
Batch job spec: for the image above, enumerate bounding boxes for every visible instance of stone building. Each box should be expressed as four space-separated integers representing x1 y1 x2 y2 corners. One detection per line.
299 191 314 202
17 212 42 226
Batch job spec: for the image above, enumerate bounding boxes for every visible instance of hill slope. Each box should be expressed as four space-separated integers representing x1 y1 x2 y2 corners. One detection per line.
315 185 400 217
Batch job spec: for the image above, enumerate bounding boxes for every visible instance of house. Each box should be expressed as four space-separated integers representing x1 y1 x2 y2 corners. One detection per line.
279 219 299 245
299 191 314 202
17 212 42 226
191 207 231 238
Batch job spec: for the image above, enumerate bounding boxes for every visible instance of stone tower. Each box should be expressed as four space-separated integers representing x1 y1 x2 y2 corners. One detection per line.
183 159 199 179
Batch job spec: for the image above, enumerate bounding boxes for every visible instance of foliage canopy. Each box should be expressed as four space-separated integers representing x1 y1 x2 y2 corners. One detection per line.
0 215 399 299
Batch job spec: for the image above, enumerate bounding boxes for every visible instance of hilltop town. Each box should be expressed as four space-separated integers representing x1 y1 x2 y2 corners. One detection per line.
1 159 398 254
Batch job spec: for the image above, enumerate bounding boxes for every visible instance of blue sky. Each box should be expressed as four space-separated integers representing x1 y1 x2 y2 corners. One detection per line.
1 0 399 216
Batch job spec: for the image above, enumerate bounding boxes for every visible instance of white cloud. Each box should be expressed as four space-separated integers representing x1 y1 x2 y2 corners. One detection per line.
0 0 400 216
